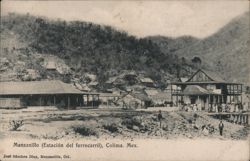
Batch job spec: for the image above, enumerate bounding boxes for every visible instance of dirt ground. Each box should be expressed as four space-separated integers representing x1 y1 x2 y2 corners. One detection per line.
0 108 249 140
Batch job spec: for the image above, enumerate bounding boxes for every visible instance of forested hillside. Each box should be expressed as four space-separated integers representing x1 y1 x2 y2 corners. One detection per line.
1 13 194 87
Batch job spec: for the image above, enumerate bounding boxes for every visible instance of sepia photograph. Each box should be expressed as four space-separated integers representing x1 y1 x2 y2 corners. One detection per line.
0 0 249 161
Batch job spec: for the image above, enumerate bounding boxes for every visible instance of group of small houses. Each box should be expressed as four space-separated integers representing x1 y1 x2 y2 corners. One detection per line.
0 68 249 115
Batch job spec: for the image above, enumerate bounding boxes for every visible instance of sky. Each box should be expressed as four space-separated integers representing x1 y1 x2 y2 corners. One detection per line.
1 1 249 38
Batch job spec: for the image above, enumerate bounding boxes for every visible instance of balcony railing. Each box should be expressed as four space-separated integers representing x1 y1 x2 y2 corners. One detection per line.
171 90 182 95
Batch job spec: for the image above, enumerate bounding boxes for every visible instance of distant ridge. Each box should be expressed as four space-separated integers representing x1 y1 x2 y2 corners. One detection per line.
149 12 250 85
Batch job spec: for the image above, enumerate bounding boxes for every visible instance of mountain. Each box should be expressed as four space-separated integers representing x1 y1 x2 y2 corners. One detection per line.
0 13 194 89
2 12 247 88
147 36 199 56
149 12 250 85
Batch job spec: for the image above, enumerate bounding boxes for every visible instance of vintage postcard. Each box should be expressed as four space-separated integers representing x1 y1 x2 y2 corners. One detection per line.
0 0 249 161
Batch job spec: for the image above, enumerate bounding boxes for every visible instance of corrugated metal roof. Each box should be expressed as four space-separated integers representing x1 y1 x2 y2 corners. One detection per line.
0 80 83 95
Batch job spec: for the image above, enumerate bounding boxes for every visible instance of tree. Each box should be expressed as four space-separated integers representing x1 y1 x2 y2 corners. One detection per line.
246 86 250 94
216 60 223 72
181 57 186 65
191 56 202 68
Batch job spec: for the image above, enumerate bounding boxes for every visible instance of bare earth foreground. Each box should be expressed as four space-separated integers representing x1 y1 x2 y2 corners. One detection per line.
0 108 249 140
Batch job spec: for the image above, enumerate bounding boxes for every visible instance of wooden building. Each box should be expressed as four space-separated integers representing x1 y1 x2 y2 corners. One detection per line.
171 69 243 110
45 61 57 71
99 93 120 107
139 77 155 87
0 80 99 109
119 93 151 109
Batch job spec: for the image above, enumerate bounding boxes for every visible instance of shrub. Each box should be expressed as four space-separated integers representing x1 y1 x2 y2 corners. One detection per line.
187 119 193 124
103 123 118 133
9 120 24 131
121 118 142 130
72 126 97 136
193 113 198 118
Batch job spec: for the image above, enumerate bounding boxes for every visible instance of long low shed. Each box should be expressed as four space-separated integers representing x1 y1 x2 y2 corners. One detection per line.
0 80 99 109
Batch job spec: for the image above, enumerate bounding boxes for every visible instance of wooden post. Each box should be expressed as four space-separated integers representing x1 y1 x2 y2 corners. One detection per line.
68 96 70 110
181 95 183 105
39 97 42 106
87 95 89 106
54 95 56 106
229 84 232 103
170 84 173 103
233 85 235 95
206 96 209 111
208 95 210 111
240 84 243 103
177 95 178 107
97 95 100 107
83 95 85 106
76 96 79 106
237 115 240 124
92 95 94 107
108 97 109 108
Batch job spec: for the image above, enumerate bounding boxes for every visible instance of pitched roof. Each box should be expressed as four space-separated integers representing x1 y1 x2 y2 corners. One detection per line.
122 70 137 76
187 69 225 83
131 92 151 101
144 89 158 96
45 61 57 70
201 69 225 82
181 85 219 95
139 77 154 83
99 93 120 97
0 80 83 95
85 73 96 81
151 92 171 100
105 77 118 84
88 81 98 86
74 83 91 92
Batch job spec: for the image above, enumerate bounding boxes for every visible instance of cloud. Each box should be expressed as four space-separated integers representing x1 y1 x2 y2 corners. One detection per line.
2 1 249 38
